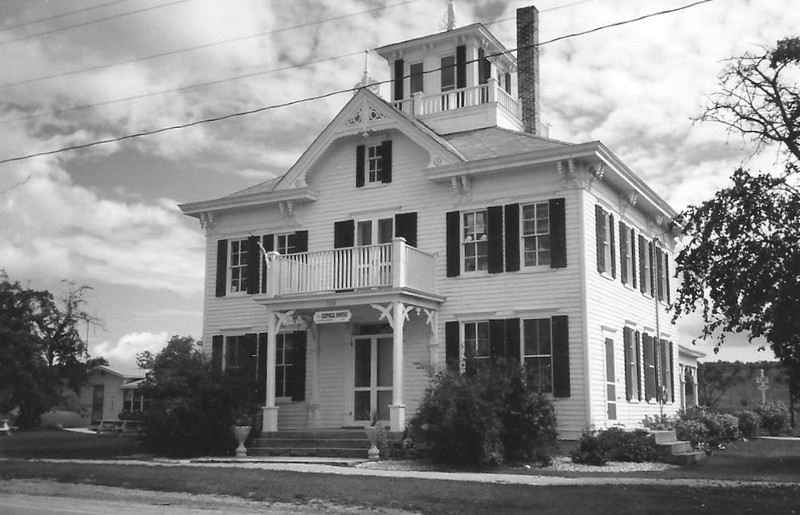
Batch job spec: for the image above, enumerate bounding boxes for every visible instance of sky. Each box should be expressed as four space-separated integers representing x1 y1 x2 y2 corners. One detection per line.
1 0 796 374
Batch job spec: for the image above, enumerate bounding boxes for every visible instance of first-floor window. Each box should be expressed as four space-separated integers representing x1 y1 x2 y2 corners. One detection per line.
524 318 553 393
463 210 488 272
464 321 490 359
276 333 294 398
229 239 248 293
522 202 550 267
122 389 150 413
226 335 256 377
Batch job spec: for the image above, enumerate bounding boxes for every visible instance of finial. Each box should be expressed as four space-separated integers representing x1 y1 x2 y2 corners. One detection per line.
353 50 380 95
444 0 456 31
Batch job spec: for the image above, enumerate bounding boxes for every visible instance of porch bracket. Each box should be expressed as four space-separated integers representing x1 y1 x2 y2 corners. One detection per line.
275 310 297 333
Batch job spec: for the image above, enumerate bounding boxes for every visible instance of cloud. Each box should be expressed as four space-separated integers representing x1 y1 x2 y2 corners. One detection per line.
91 331 170 375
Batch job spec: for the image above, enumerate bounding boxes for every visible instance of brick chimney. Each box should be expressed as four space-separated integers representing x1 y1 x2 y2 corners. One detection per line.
516 6 540 135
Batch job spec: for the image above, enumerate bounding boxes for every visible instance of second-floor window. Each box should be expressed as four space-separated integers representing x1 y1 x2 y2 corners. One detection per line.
410 62 423 94
522 202 550 267
619 222 633 286
356 141 392 187
367 144 384 183
275 233 296 255
595 205 615 277
441 55 455 92
229 239 248 293
462 210 488 272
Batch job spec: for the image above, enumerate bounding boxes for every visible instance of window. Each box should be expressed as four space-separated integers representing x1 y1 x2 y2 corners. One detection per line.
367 144 385 183
276 333 294 398
229 239 248 293
659 339 674 403
524 318 553 393
123 389 150 413
522 202 550 267
275 233 295 255
410 62 423 94
643 333 658 401
226 335 256 377
356 141 392 187
462 210 489 272
464 321 490 359
357 218 393 246
595 205 615 277
441 55 455 91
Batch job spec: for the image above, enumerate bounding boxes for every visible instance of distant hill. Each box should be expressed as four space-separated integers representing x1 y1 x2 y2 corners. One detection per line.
699 361 792 410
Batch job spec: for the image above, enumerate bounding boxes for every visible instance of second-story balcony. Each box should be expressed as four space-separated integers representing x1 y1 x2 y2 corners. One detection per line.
263 238 437 300
391 78 520 119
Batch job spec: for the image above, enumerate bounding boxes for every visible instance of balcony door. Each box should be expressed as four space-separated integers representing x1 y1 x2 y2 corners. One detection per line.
356 218 393 288
353 335 393 423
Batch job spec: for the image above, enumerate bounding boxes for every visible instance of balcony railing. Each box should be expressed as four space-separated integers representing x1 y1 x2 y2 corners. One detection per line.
264 238 436 298
390 78 521 118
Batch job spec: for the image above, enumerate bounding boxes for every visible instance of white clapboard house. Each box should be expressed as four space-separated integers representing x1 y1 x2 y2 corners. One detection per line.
180 5 702 440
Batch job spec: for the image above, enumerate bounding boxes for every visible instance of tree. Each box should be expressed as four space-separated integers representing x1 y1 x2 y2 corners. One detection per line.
0 272 103 427
673 37 800 419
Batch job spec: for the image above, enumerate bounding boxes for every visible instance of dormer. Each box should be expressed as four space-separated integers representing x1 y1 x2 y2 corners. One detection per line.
375 6 544 136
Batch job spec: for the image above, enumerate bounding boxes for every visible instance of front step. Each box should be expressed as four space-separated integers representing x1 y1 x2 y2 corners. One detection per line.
651 430 707 465
248 429 377 459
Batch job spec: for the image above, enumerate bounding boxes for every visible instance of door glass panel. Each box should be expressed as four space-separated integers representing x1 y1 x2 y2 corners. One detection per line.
354 391 371 421
378 218 393 244
377 390 392 421
354 339 371 387
376 337 393 387
357 221 372 246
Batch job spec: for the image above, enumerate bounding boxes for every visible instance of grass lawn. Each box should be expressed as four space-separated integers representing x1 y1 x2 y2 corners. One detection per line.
1 430 799 515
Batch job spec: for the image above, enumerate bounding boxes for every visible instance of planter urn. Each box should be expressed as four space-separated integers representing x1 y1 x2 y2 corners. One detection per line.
232 425 251 458
364 425 380 461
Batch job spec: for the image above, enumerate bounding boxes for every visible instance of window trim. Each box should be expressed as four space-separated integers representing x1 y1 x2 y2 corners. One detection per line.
463 320 491 359
228 238 249 295
520 201 551 268
409 61 424 94
523 318 554 394
461 209 489 274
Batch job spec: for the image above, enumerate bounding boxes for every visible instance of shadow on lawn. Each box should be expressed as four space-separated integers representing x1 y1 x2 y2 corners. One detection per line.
0 428 147 459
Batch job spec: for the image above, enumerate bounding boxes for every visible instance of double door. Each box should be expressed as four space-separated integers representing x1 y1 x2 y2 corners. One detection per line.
355 219 393 287
353 335 393 423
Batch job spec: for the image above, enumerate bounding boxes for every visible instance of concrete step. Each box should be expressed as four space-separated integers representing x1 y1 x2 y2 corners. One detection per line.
651 430 678 445
251 437 368 449
257 429 369 440
657 440 693 456
248 446 368 459
664 450 707 465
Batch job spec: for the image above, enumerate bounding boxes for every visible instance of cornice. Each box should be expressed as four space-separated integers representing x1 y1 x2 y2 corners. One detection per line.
179 187 319 217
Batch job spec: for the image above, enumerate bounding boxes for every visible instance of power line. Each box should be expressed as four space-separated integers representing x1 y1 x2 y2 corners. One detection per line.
0 0 420 89
0 0 191 47
0 0 134 32
0 0 716 167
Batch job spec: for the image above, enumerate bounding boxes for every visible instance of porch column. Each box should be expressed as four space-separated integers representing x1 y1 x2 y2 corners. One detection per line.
262 309 279 432
306 321 320 428
390 301 406 432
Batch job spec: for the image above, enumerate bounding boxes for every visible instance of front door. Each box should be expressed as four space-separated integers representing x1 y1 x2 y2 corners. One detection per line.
356 219 393 287
353 335 393 423
605 338 617 420
91 385 104 424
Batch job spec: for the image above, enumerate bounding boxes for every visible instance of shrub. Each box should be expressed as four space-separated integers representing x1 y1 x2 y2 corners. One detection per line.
755 402 791 436
675 406 739 447
497 373 558 465
675 419 709 448
571 427 658 465
641 414 674 430
735 410 762 439
572 431 608 465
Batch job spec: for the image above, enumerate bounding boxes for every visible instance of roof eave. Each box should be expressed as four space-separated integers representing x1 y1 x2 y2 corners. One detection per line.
179 187 319 218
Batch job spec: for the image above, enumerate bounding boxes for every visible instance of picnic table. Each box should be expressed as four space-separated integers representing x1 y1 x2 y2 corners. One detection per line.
96 419 145 437
0 418 14 436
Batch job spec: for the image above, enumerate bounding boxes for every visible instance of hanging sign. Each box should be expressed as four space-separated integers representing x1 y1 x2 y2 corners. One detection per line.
313 310 352 324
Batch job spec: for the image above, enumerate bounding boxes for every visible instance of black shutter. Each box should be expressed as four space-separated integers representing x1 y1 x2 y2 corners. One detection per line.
489 319 506 359
549 198 567 268
595 205 605 273
504 203 520 272
623 327 632 401
456 45 466 89
381 140 392 184
246 236 260 294
445 321 460 370
635 331 642 401
290 331 307 401
393 59 404 101
261 235 273 293
211 335 223 376
619 221 628 284
487 205 504 273
665 256 671 303
395 212 417 248
654 336 662 402
505 318 520 364
638 235 647 294
649 241 656 297
552 315 570 397
216 239 228 297
668 340 675 402
356 145 365 188
446 211 461 277
334 220 355 248
630 229 637 289
293 230 308 253
609 213 616 278
257 333 267 402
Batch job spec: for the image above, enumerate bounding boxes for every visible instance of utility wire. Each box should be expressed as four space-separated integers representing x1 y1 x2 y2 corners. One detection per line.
0 0 134 32
0 0 716 167
0 0 420 89
0 0 191 47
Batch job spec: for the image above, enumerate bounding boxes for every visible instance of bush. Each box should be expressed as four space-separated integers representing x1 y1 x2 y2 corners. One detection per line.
675 406 739 448
755 402 791 436
571 427 658 465
409 361 558 467
675 419 709 448
735 410 762 439
641 414 674 430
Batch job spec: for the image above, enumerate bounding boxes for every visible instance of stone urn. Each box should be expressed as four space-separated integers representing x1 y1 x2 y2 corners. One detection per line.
364 425 380 461
232 425 252 458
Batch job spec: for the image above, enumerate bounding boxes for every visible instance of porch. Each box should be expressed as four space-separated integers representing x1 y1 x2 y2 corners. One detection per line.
390 78 520 119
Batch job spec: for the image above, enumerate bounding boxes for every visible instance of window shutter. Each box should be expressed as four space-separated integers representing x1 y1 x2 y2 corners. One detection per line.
211 335 223 376
489 319 506 359
290 331 307 401
394 212 417 248
654 337 662 402
609 213 616 278
668 340 674 402
393 59 404 101
334 220 355 249
623 327 632 401
649 241 656 297
257 333 267 402
356 145 365 188
638 235 647 293
643 334 655 401
504 72 511 94
246 236 260 294
505 318 520 364
456 44 467 89
630 229 637 289
261 235 273 293
293 230 308 253
665 257 671 303
635 331 642 401
216 239 228 297
504 204 520 272
656 249 664 300
445 321 460 370
619 221 628 284
487 205 504 273
595 205 605 273
380 140 392 184
549 198 567 268
446 211 461 277
552 315 570 397
478 48 490 84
